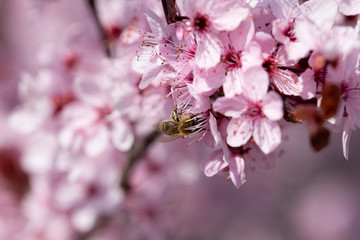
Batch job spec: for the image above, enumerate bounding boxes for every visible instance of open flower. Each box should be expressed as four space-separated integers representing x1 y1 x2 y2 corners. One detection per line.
213 67 283 154
180 0 249 69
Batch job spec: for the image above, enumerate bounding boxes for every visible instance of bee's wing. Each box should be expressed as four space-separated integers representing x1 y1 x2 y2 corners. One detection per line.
153 120 183 142
157 135 182 143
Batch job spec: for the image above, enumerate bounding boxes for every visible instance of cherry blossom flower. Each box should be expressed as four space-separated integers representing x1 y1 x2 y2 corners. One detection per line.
255 31 304 96
2 1 360 239
213 67 283 154
325 50 360 159
180 0 249 69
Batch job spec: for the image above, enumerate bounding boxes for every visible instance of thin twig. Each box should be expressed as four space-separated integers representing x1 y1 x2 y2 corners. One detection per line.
120 131 160 192
87 0 111 57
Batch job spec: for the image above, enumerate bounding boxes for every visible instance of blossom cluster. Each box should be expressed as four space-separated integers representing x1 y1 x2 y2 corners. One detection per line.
0 0 359 239
137 0 360 187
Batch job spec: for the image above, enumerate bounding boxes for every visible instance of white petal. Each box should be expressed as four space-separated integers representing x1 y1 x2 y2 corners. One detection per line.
139 64 164 89
342 122 352 160
195 32 221 69
201 149 228 177
301 0 337 31
74 74 108 107
228 16 254 51
227 117 253 147
9 99 52 134
223 68 244 97
229 154 246 188
212 3 249 31
253 118 281 154
142 8 168 39
213 96 247 118
209 113 222 147
242 67 269 102
339 0 360 15
262 91 284 121
72 207 97 232
84 124 109 157
111 118 134 152
299 69 317 99
23 132 57 174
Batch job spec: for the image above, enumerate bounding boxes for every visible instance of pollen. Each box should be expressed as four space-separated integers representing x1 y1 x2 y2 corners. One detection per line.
233 130 237 135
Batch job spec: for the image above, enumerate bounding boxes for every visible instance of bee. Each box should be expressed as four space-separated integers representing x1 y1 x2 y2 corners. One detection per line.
154 106 207 142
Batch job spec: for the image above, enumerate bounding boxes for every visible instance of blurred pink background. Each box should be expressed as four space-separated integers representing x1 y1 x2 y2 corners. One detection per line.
0 0 359 239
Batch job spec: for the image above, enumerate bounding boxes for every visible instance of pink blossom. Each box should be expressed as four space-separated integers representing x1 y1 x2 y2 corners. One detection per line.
271 0 338 61
201 114 246 188
326 50 360 159
181 0 249 69
213 67 283 154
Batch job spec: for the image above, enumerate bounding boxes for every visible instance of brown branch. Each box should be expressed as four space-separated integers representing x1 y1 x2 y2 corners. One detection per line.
87 0 111 57
120 131 160 192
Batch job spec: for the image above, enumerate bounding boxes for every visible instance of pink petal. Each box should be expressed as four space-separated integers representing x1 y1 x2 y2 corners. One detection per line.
201 149 228 177
228 154 246 188
254 31 276 54
142 8 168 39
223 68 244 97
72 207 97 232
8 99 52 134
241 41 264 69
228 16 254 51
186 83 211 112
343 50 360 81
269 0 299 19
272 19 289 44
183 0 212 17
301 0 337 31
270 68 303 96
193 66 225 95
253 118 281 154
299 69 317 99
212 2 249 31
242 66 269 102
84 124 109 157
285 40 309 62
74 74 108 107
226 117 253 147
262 91 283 121
195 32 221 69
23 132 57 174
339 0 360 15
342 121 352 160
213 96 247 118
139 64 164 89
111 117 134 152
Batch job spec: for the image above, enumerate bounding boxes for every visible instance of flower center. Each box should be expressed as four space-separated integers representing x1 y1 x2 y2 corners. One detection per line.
247 104 262 118
262 58 276 73
193 14 210 32
283 22 296 42
222 51 242 71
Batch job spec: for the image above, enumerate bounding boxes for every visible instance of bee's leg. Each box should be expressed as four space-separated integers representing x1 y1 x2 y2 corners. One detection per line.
171 105 180 121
